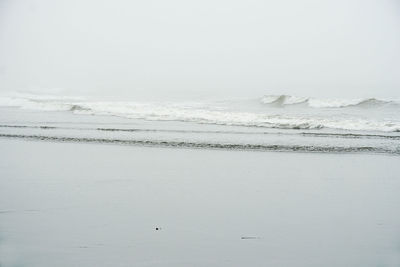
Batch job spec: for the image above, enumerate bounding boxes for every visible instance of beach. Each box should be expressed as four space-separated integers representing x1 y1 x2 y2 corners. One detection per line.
1 138 399 266
2 0 400 265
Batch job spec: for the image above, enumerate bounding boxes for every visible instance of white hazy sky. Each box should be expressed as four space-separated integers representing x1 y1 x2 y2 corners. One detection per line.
0 0 399 100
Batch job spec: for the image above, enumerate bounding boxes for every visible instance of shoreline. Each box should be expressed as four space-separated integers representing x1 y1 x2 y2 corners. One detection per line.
1 133 398 155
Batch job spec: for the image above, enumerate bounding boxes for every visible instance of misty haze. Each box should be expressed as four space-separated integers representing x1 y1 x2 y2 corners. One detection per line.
0 0 399 266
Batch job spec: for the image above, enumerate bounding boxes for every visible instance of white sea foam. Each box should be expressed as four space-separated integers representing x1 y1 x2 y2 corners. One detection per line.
1 93 400 132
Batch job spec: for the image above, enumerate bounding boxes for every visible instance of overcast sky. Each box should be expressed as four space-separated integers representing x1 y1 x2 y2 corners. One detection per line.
0 0 399 100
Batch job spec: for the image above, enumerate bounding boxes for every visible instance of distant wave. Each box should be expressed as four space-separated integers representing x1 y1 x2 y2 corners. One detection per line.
261 95 309 106
1 93 400 132
1 133 398 155
260 95 398 108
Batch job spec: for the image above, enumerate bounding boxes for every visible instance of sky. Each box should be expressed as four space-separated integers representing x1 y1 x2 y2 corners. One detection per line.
0 0 399 100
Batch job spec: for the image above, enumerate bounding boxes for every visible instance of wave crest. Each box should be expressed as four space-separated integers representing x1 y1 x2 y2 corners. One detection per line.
261 95 308 106
1 93 400 132
260 95 397 108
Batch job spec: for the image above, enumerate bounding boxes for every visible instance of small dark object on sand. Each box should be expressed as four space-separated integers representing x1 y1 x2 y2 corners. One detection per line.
155 227 161 231
241 236 258 239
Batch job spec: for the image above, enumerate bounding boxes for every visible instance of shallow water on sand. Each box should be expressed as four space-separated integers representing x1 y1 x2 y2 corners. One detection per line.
0 107 399 155
1 140 400 267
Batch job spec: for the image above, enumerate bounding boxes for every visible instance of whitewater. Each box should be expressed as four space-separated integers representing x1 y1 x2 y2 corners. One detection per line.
0 93 399 154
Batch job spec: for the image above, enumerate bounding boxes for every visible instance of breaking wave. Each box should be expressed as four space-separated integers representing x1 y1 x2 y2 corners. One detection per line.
1 93 400 132
260 95 398 108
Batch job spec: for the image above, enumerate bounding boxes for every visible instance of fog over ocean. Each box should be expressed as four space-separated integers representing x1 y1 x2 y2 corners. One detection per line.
1 0 400 99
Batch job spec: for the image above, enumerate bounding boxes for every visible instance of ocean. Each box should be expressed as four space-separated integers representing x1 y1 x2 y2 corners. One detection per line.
0 93 399 154
1 92 400 266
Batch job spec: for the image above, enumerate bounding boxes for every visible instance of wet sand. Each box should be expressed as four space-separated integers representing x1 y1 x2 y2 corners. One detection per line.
0 139 400 266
